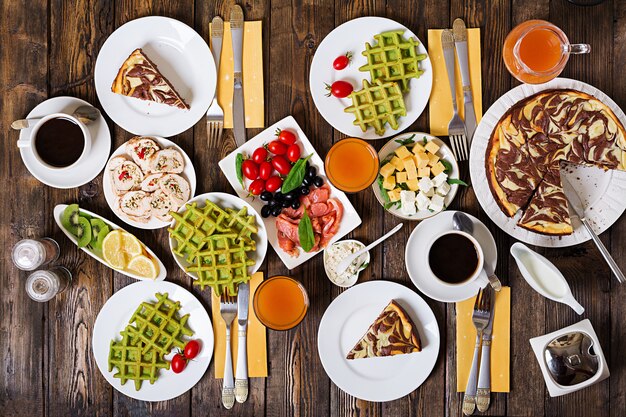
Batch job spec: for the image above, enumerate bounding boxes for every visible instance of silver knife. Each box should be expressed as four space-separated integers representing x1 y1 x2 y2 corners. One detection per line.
234 282 249 402
230 5 246 147
452 18 477 142
562 175 626 284
476 289 495 412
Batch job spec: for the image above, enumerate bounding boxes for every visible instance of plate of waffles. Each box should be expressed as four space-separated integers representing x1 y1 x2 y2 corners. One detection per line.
168 192 267 296
309 17 432 140
92 281 213 401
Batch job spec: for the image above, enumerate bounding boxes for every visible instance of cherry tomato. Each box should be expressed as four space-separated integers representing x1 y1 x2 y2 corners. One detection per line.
272 155 292 176
259 161 273 180
325 81 353 98
251 147 268 164
333 52 352 70
248 178 266 195
286 144 301 163
171 353 187 374
242 160 259 180
266 176 283 192
184 340 200 360
276 129 297 145
268 140 287 155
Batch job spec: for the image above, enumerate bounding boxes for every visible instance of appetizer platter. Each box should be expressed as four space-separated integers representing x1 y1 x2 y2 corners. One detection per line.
218 116 362 270
103 136 197 229
92 281 213 401
309 17 432 140
372 132 461 220
54 204 166 281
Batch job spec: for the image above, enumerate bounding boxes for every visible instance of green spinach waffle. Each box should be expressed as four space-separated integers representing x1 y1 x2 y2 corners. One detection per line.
344 79 407 136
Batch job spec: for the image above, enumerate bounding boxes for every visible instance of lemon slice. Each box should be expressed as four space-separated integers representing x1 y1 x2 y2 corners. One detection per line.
102 230 127 269
127 254 159 279
120 231 143 257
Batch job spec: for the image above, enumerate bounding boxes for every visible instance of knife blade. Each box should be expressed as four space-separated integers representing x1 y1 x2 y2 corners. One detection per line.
452 18 477 142
230 4 246 147
234 282 249 403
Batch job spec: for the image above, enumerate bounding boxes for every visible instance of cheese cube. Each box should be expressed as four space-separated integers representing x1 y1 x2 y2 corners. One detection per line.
403 157 418 180
414 151 430 168
418 166 431 178
406 178 419 191
429 194 445 212
380 163 396 178
396 171 408 184
436 181 451 196
425 140 441 154
395 145 412 159
431 161 447 176
400 191 417 215
418 177 434 193
388 188 402 202
412 142 426 154
427 152 440 167
416 192 430 210
390 156 405 171
432 172 448 187
382 175 396 190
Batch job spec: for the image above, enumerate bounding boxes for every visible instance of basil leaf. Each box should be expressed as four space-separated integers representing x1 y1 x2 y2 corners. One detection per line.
384 201 400 210
441 159 453 173
235 153 245 189
377 175 390 203
282 154 313 194
298 209 315 252
423 136 428 144
394 134 416 146
398 183 409 191
448 178 468 186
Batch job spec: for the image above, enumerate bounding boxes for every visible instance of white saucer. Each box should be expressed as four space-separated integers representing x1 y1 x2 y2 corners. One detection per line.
18 96 111 189
405 210 496 303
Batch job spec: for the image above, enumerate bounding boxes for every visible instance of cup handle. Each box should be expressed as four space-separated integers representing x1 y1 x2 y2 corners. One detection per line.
17 139 31 148
570 43 591 55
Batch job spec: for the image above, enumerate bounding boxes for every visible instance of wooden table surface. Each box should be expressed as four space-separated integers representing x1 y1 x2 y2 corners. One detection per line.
2 0 625 416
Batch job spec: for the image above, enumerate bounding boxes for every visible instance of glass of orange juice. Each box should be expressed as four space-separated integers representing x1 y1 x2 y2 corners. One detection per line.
502 20 590 84
253 276 309 331
325 138 379 193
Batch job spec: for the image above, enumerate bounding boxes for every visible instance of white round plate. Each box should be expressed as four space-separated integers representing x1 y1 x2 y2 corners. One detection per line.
372 132 460 220
405 211 496 303
92 281 213 401
18 96 111 189
309 17 433 140
318 280 440 402
95 16 216 137
470 77 626 248
103 136 197 229
169 192 268 280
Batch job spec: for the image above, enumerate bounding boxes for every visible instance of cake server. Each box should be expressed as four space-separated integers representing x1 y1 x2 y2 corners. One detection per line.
561 175 625 284
230 4 246 146
452 18 477 142
235 282 249 403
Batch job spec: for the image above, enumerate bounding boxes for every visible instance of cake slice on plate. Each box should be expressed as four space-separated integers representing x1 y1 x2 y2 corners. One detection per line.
346 299 421 359
111 48 189 110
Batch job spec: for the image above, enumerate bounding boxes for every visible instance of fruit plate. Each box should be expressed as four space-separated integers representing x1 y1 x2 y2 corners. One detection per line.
92 281 213 401
218 115 362 270
168 192 268 281
309 16 433 140
371 132 460 221
102 136 197 230
53 204 166 281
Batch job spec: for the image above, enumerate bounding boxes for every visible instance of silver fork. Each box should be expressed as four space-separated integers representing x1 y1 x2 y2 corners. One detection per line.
220 293 237 409
462 287 493 416
207 16 224 144
441 29 469 161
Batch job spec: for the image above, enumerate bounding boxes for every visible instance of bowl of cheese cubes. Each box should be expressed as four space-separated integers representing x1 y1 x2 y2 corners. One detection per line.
372 132 463 220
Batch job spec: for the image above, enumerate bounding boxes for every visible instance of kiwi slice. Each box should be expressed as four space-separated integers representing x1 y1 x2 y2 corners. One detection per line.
61 204 81 235
76 216 92 248
89 219 107 246
93 225 110 253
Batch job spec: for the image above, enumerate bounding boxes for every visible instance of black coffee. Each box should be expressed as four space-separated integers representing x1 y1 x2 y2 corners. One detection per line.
34 118 85 167
428 233 479 284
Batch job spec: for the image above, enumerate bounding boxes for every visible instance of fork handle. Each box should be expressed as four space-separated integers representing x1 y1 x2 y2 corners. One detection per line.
462 334 482 416
476 338 492 412
235 324 249 403
222 324 235 409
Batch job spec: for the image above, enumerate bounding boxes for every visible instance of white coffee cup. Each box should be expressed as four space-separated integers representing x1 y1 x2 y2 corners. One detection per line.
427 230 489 288
16 112 92 170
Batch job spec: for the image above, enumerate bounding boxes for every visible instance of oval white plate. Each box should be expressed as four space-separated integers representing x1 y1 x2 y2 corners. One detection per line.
309 17 432 140
103 136 197 229
94 16 216 137
53 204 166 282
405 210 495 303
372 132 460 220
92 281 213 401
169 192 267 281
317 280 440 402
469 77 626 247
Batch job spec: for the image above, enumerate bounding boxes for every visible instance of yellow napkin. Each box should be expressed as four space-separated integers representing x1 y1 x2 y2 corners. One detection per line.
212 272 268 378
209 21 264 129
456 286 510 392
428 29 483 136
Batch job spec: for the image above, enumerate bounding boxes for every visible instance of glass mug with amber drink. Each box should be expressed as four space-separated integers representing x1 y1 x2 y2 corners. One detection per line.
503 20 590 84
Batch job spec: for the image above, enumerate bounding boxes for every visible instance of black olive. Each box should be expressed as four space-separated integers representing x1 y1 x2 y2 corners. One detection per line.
306 166 317 179
274 192 284 201
291 200 301 210
271 206 282 217
302 177 311 186
313 176 324 187
284 191 295 201
300 186 311 196
261 205 271 218
260 191 273 202
269 199 279 207
305 161 311 170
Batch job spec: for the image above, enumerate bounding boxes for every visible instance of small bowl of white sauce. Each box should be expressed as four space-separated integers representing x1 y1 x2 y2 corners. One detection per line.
323 239 370 288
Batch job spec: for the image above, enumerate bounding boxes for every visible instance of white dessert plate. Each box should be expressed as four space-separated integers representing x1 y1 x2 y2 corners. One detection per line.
317 280 440 402
309 16 432 140
18 96 111 189
218 115 362 270
103 136 197 229
469 77 626 247
405 210 496 303
92 281 213 401
94 16 216 137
